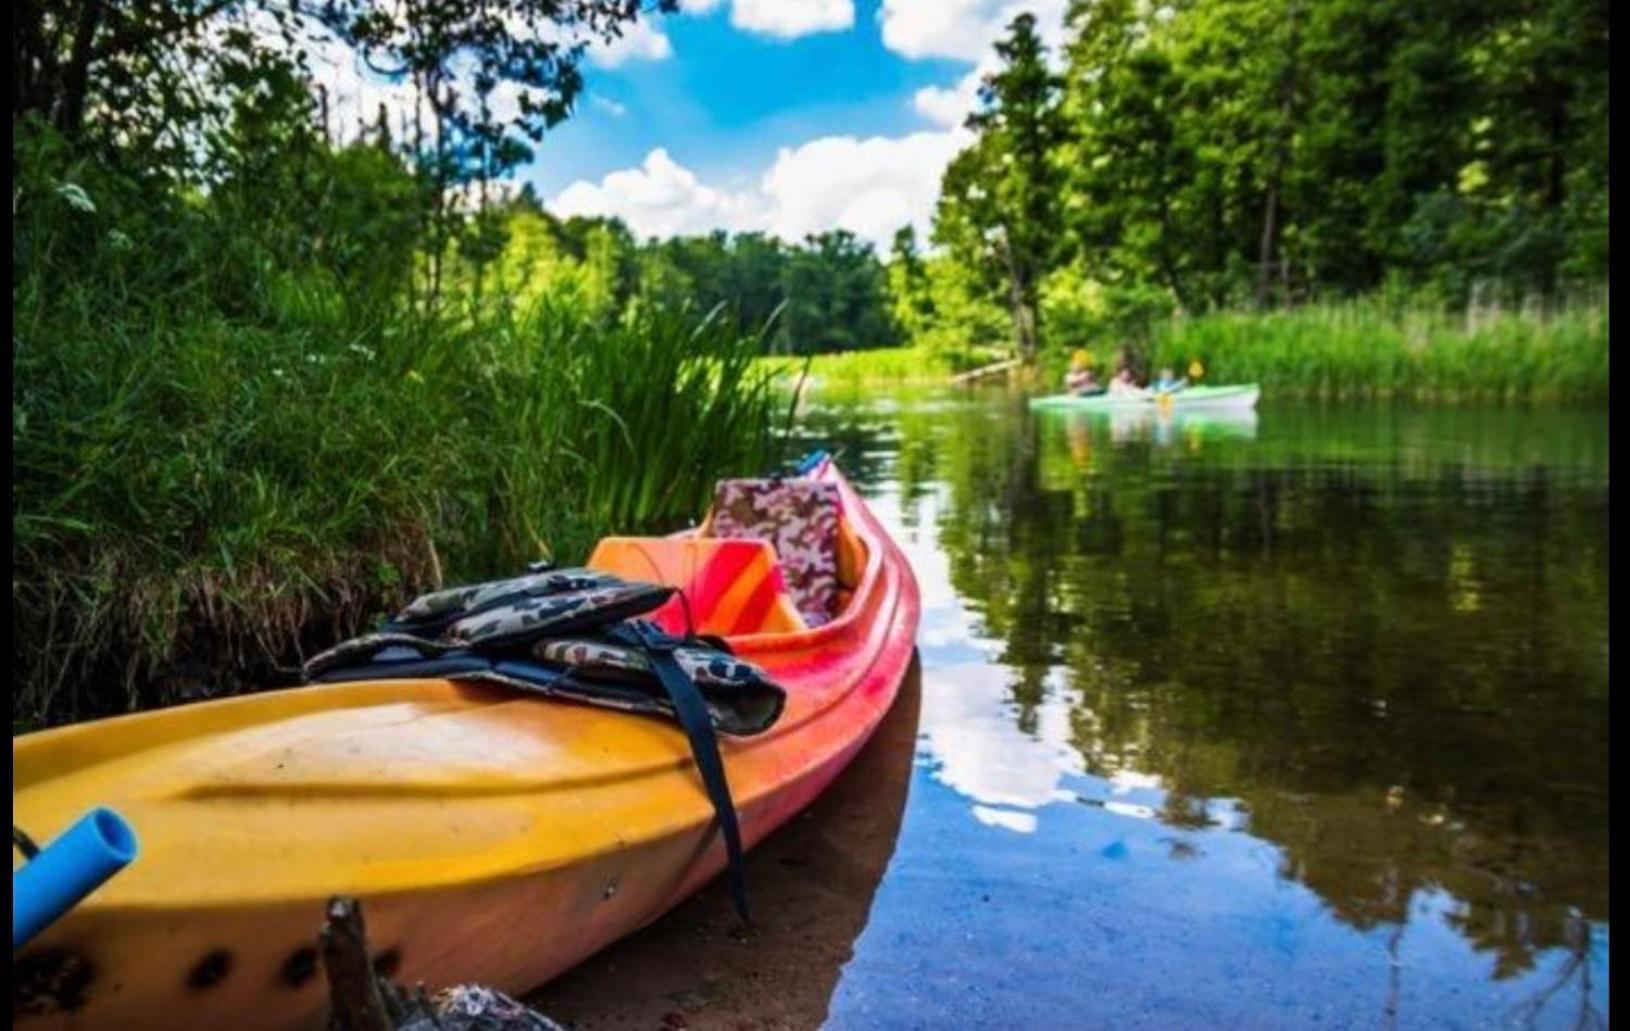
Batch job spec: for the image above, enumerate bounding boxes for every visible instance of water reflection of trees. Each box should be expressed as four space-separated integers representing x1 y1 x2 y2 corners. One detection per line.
871 397 1608 983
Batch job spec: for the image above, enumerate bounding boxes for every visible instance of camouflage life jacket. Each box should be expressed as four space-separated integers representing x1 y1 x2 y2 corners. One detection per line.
303 566 784 736
533 636 784 736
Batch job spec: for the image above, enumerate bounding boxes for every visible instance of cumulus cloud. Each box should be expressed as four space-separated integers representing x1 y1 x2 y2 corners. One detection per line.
731 0 854 38
880 0 1069 61
760 129 968 243
590 95 628 117
588 18 673 67
887 0 1070 130
552 149 770 239
548 128 972 247
912 65 988 128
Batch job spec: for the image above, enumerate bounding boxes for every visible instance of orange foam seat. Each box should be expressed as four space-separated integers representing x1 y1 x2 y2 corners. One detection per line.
586 537 809 637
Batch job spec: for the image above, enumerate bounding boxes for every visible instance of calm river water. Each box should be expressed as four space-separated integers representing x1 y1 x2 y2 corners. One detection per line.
536 391 1609 1030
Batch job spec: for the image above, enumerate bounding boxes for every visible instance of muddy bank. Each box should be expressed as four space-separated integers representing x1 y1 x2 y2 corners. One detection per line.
528 658 923 1030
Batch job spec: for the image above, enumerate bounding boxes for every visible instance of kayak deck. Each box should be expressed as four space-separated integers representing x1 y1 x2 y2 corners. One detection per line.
12 460 920 1028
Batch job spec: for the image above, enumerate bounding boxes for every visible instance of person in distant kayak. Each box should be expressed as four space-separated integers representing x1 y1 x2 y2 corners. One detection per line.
1151 366 1188 395
1107 361 1147 398
1065 351 1105 396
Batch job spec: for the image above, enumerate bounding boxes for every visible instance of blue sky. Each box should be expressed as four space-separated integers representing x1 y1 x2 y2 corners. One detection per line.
525 1 968 197
507 0 1071 247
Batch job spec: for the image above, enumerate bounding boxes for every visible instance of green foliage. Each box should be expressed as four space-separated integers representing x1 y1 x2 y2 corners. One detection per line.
12 125 777 727
1146 293 1608 400
915 0 1608 357
933 13 1068 358
14 0 669 183
1059 0 1607 308
760 344 1004 391
780 230 903 355
627 227 902 353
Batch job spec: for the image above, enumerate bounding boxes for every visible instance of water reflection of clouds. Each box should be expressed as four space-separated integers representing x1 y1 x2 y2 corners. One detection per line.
896 488 1251 837
917 660 1082 814
971 805 1039 834
817 397 1608 1028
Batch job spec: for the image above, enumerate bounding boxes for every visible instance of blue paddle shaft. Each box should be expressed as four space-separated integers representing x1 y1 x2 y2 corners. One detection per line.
13 807 138 950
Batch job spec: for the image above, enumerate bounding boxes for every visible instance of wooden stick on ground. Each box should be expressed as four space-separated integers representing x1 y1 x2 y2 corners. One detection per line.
320 896 397 1031
319 894 564 1031
321 896 446 1030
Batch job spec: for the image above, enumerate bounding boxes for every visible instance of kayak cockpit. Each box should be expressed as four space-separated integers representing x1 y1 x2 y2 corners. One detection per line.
587 476 871 639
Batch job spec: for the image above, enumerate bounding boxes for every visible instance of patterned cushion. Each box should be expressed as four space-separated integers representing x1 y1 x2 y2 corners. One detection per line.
709 478 841 627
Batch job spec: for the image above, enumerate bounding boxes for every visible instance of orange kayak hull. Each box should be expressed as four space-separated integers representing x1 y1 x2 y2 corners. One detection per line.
12 459 921 1029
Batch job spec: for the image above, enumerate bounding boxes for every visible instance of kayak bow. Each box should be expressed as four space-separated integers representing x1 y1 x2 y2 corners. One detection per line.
12 456 920 1029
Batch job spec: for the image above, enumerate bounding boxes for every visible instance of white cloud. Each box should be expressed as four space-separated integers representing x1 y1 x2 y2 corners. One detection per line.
880 0 1069 61
591 95 628 118
730 0 855 38
588 18 673 67
679 0 727 12
304 33 422 143
760 129 968 243
552 148 770 239
912 65 987 128
548 128 972 248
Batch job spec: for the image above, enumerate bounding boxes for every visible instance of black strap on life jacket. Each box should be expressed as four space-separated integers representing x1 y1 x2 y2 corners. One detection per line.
609 618 750 924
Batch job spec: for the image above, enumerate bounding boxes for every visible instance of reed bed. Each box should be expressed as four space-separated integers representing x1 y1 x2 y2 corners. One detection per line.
1148 294 1609 401
13 177 779 725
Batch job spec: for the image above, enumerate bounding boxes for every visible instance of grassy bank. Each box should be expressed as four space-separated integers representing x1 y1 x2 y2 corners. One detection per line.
1053 295 1609 401
13 146 779 728
762 345 1006 389
13 293 778 727
767 296 1608 400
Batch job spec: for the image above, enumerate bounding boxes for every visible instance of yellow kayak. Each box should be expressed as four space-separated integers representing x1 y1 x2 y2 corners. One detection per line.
12 456 921 1028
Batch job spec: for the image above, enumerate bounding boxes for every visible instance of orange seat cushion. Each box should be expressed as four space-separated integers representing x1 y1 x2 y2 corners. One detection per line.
586 537 808 637
709 478 843 627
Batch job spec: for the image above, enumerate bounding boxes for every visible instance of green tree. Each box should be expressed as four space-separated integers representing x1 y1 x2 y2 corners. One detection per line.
14 1 672 179
782 230 901 354
933 13 1068 361
887 224 937 339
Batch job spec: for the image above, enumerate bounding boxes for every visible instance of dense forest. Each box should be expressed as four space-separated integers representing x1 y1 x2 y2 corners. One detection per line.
934 0 1609 360
491 197 905 354
489 0 1611 363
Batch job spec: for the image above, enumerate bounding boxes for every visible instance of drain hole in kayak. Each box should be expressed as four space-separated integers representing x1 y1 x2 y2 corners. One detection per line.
186 950 233 991
279 947 318 989
372 948 402 979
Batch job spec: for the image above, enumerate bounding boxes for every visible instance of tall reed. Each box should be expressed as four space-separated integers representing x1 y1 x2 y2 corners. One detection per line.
13 187 779 726
1147 293 1609 401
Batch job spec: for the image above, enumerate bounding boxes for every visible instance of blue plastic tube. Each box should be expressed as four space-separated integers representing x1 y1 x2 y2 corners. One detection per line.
13 807 138 949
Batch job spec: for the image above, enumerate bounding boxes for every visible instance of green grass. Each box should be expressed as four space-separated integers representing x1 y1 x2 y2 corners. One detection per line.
760 344 1009 389
12 143 781 727
1141 294 1609 401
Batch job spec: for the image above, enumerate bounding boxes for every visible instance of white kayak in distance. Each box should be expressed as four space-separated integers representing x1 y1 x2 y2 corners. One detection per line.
1030 383 1261 412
